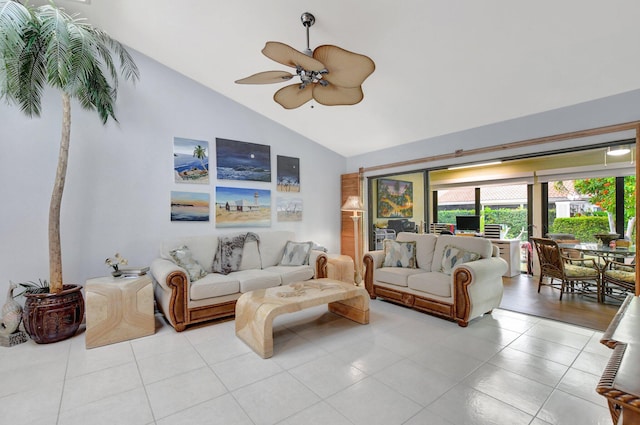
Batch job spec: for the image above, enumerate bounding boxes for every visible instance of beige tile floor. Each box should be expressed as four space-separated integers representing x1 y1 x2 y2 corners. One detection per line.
0 299 613 425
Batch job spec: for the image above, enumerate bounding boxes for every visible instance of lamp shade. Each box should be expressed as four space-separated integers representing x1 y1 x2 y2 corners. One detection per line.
341 196 364 212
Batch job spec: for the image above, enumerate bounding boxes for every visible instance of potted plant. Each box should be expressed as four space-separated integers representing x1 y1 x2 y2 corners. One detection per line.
0 1 139 343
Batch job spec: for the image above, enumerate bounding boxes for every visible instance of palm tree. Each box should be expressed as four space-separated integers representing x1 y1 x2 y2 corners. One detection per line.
0 1 139 293
193 144 208 172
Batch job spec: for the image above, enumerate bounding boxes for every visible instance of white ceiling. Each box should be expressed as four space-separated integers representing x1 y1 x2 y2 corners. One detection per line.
52 0 640 157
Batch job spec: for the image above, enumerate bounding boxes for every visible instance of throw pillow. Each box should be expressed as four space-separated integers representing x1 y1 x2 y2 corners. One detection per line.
382 240 417 268
169 245 207 282
212 233 258 275
279 241 314 266
440 245 481 275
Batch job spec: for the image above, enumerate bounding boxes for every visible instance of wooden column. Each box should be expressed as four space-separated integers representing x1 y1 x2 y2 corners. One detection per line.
341 172 361 262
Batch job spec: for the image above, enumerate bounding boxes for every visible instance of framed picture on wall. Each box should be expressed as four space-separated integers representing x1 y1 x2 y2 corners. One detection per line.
377 178 413 218
173 137 209 184
170 191 210 221
215 186 271 227
276 197 302 222
277 155 300 192
215 138 271 182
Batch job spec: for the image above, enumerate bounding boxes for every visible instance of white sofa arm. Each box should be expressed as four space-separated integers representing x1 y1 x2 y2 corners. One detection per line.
150 257 188 292
456 257 507 283
363 250 386 298
309 250 328 278
454 257 507 321
365 250 385 269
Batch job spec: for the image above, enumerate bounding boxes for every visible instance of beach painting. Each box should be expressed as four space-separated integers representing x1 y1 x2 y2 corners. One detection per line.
174 137 209 184
171 191 210 222
216 138 271 182
277 155 300 192
277 197 303 222
215 186 271 227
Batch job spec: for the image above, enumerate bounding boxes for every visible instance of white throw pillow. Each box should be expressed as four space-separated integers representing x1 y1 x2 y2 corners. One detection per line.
169 245 207 282
279 241 313 266
382 240 417 268
440 245 480 275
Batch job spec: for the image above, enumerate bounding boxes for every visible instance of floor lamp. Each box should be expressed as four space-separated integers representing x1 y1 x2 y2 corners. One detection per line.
341 196 364 284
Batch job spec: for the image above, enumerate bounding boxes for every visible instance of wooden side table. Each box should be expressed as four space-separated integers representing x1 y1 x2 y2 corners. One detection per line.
85 274 155 349
326 254 355 284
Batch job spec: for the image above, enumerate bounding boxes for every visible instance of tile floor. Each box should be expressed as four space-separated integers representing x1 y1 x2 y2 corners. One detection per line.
0 299 615 425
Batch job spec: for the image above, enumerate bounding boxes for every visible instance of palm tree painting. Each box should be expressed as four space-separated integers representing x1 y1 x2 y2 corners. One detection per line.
174 137 209 184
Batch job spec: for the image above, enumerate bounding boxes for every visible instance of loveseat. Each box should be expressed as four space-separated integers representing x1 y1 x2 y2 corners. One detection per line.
363 233 507 327
151 230 327 331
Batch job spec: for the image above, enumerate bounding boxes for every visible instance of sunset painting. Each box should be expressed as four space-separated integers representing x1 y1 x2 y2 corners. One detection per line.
170 191 210 221
216 138 271 182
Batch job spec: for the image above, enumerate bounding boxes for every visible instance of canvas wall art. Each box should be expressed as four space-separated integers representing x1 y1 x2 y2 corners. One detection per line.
171 191 210 221
216 138 271 182
215 186 271 227
377 178 413 218
173 137 209 184
276 155 300 192
277 197 303 222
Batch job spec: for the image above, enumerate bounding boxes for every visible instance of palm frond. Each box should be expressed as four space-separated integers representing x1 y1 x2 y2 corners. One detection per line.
0 0 138 122
0 0 31 102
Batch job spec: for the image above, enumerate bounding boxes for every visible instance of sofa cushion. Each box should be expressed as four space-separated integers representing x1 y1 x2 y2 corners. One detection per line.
236 269 282 293
432 235 492 273
169 245 208 282
408 272 452 298
279 241 313 266
440 245 481 275
383 240 417 268
259 231 296 267
396 233 437 270
375 267 425 287
190 273 240 300
239 238 262 270
263 265 315 285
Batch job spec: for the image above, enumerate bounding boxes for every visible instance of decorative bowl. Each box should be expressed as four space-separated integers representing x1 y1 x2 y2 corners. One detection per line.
593 233 620 245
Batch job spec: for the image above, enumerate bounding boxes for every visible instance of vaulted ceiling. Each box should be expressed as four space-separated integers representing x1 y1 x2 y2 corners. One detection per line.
45 1 640 157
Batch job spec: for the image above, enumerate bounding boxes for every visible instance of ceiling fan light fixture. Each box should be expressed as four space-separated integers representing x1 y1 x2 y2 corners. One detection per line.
235 12 375 109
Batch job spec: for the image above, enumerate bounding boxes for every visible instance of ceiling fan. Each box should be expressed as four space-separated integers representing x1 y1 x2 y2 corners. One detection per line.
235 12 375 109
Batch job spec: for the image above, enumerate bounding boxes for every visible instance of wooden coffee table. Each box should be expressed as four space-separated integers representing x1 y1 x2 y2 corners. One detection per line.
235 278 369 358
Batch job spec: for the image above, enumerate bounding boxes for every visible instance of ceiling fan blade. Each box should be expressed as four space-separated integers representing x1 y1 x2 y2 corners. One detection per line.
312 84 364 106
273 84 313 109
235 71 294 84
262 42 326 71
313 45 375 88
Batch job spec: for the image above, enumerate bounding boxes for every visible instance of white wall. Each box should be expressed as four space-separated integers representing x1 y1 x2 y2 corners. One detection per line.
0 51 346 292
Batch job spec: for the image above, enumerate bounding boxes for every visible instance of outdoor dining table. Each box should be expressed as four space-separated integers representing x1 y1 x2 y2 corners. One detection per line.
558 242 636 303
557 243 636 263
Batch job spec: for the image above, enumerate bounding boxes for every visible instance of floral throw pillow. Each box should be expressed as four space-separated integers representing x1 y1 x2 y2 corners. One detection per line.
382 240 417 268
279 241 314 266
440 245 481 275
169 245 207 282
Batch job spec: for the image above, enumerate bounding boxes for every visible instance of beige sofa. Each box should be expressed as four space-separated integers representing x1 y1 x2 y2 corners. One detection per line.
363 233 507 327
151 230 327 331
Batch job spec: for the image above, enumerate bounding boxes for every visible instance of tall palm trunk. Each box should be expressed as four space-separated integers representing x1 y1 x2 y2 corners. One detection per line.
49 93 71 294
